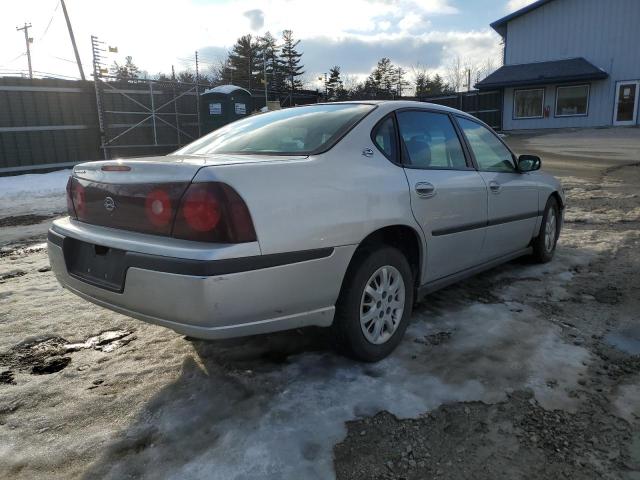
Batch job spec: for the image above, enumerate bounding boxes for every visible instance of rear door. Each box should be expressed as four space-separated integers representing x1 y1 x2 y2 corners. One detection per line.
387 109 488 282
455 116 539 261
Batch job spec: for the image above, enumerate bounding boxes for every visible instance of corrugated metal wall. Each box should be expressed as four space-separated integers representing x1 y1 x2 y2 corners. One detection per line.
0 77 101 172
0 77 323 174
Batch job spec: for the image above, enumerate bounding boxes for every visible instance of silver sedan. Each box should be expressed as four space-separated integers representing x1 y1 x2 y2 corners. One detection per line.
48 101 564 361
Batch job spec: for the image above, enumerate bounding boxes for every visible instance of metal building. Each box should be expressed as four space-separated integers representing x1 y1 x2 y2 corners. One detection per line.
477 0 640 130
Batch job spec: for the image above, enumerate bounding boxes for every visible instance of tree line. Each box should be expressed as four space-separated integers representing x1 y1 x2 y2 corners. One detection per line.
109 31 497 100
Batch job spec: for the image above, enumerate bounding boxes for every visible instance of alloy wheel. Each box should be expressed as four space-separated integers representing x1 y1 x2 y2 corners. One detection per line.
359 265 405 345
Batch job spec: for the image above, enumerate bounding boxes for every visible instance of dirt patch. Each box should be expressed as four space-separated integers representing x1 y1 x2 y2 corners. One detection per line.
0 214 55 228
0 331 134 380
414 330 453 346
0 336 71 376
0 270 27 281
0 370 16 385
334 390 633 480
0 239 47 259
31 357 71 375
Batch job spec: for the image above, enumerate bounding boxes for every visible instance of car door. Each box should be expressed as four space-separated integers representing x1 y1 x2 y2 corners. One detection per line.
390 109 488 282
455 116 539 261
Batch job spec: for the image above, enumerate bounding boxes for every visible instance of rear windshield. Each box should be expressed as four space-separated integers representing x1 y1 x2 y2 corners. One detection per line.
173 103 374 156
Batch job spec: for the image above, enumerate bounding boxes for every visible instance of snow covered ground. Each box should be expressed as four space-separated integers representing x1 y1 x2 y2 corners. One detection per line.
0 239 597 479
0 169 70 218
1 129 639 479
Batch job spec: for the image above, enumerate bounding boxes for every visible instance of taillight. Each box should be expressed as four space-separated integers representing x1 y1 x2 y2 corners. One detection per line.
145 189 173 227
173 182 256 243
181 184 222 232
67 177 86 218
66 177 76 218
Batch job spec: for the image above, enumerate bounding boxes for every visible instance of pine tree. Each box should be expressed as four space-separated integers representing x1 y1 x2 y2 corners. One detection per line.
365 58 396 98
177 70 195 83
227 34 260 91
257 32 285 96
326 66 346 100
110 56 140 81
394 66 410 97
280 30 304 95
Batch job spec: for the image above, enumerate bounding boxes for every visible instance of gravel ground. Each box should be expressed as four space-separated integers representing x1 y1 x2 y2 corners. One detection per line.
1 128 639 479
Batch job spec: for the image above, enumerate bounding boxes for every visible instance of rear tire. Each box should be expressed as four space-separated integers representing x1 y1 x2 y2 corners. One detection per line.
531 196 560 263
331 246 414 362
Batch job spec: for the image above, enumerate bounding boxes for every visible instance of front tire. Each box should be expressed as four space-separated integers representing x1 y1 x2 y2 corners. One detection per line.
532 196 560 263
331 246 414 362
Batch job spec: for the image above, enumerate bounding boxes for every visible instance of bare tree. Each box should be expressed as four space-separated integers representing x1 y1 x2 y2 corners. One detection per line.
342 73 360 94
445 55 469 92
446 55 497 92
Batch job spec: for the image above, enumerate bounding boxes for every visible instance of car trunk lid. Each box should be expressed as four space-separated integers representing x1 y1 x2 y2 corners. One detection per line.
69 156 206 236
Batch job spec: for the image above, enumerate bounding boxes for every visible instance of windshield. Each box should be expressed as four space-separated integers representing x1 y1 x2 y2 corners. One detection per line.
173 103 374 156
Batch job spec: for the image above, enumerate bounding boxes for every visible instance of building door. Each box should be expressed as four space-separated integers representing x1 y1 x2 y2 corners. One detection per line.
613 81 639 126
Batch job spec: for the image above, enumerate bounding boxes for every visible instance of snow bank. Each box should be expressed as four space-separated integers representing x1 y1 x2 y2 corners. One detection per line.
0 169 70 217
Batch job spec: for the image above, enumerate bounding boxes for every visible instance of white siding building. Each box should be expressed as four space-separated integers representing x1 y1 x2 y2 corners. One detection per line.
477 0 640 130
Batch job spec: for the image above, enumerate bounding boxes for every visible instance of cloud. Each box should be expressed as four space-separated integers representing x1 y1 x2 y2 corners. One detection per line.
0 0 496 86
302 29 502 82
506 0 534 12
397 13 431 33
243 9 265 31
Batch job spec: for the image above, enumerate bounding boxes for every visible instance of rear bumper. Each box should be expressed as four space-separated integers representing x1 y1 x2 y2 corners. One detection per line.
48 221 356 339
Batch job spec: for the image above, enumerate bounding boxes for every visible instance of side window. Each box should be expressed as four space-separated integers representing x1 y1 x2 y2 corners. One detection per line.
457 117 515 172
372 116 398 163
395 111 467 169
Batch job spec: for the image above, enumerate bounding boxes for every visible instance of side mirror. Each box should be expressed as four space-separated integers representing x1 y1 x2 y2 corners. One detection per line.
518 154 541 172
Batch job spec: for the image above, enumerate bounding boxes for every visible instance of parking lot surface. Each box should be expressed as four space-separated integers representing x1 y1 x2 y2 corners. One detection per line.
1 128 639 479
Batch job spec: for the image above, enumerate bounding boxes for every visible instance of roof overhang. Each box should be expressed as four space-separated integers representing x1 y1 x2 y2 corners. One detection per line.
476 57 608 90
490 0 557 37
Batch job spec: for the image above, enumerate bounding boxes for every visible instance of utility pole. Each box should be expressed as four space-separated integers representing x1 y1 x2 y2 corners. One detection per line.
16 23 33 79
91 35 108 159
195 51 201 137
171 65 181 146
324 72 328 98
263 47 268 106
60 0 85 80
467 68 471 93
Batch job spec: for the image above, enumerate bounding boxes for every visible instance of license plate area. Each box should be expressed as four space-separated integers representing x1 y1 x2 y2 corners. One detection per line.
63 238 127 292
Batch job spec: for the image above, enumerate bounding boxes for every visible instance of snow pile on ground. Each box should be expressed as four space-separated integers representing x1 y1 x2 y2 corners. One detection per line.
80 249 590 480
0 169 70 218
0 242 593 480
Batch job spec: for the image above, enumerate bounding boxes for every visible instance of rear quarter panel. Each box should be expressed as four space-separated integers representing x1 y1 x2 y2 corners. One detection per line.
191 113 422 257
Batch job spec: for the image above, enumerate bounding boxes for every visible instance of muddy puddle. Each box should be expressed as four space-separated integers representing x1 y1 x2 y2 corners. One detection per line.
0 330 134 383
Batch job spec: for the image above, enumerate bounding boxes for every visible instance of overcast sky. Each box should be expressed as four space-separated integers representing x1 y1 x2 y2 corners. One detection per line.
0 0 535 87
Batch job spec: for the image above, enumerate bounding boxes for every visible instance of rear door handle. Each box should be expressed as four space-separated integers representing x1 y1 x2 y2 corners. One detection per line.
415 182 436 198
489 181 502 194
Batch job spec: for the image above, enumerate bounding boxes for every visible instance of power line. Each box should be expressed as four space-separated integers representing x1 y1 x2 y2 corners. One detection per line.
1 52 26 66
37 0 60 43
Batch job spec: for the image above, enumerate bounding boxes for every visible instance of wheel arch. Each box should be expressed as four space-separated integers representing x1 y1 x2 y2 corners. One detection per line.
550 190 564 210
344 224 425 292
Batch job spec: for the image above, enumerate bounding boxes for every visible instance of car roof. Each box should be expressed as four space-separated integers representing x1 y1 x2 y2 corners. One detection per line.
312 100 471 117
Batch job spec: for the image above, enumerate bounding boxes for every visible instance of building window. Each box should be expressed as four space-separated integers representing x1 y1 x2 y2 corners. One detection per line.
555 84 590 117
513 88 545 119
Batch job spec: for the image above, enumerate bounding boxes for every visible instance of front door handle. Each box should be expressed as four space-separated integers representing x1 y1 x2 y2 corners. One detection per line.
415 182 436 198
489 181 502 194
